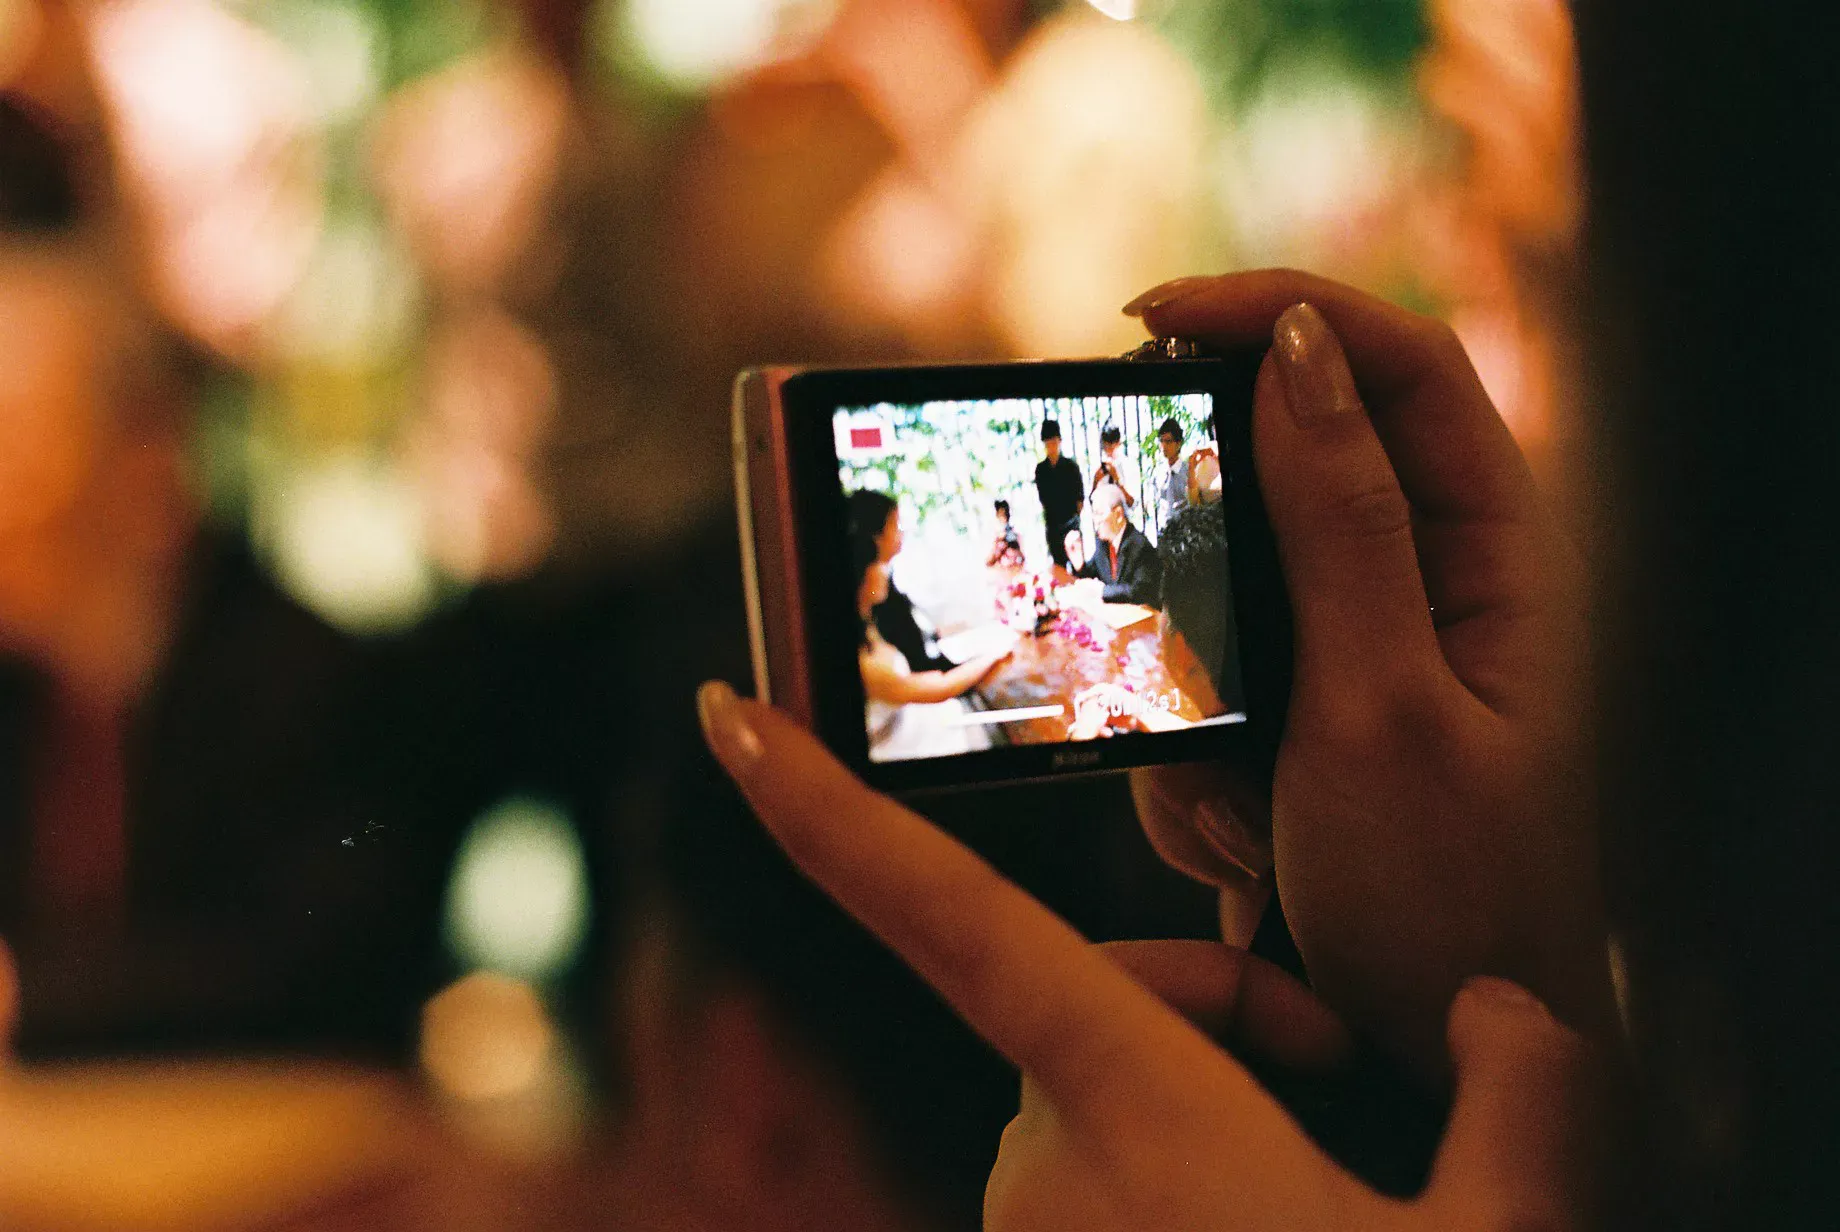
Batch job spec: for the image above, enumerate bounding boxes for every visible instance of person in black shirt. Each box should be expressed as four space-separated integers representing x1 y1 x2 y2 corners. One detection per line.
846 490 956 673
1075 484 1161 605
1033 420 1084 569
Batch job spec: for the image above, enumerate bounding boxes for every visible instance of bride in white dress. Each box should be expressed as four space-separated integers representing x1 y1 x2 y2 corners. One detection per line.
856 557 1013 763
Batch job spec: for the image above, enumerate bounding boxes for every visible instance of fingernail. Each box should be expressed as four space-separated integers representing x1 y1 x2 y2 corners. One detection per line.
697 680 763 772
1272 302 1361 424
1461 976 1555 1022
1122 275 1212 317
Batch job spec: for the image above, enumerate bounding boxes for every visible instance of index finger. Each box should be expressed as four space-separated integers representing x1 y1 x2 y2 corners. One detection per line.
694 683 1300 1144
1132 269 1539 525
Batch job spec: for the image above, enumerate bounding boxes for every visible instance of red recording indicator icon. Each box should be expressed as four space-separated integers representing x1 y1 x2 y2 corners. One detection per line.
849 426 884 450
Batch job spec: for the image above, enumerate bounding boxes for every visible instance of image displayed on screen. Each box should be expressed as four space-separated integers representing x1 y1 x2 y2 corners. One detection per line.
836 392 1246 763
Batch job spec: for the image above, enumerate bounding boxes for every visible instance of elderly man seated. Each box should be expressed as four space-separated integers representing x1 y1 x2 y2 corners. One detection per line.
1072 484 1160 605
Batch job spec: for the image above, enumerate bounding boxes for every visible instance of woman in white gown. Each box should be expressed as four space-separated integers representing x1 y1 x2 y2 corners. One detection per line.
855 553 1012 763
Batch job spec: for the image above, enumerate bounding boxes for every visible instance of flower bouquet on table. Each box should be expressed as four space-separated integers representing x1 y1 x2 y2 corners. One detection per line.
997 573 1062 635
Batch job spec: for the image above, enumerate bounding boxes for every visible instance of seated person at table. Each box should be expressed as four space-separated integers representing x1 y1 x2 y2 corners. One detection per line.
847 490 955 672
1074 485 1161 605
855 538 1013 761
986 499 1023 567
1068 501 1241 740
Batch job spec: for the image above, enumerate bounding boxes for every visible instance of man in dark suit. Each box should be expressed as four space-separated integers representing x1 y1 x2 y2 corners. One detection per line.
1075 484 1161 605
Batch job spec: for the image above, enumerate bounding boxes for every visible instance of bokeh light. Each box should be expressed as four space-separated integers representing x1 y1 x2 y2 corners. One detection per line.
966 11 1209 357
1084 0 1156 20
260 453 437 634
417 969 589 1159
271 217 419 366
258 0 381 128
54 0 1581 640
408 306 556 581
419 971 554 1102
87 0 324 355
442 797 589 983
368 49 568 296
610 0 838 92
1215 57 1419 272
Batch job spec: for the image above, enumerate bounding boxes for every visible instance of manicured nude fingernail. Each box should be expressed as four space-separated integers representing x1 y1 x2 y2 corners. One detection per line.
1122 276 1212 317
1272 302 1361 424
697 680 763 771
1461 976 1555 1022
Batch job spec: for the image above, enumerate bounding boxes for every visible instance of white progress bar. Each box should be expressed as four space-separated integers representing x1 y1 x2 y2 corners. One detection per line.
948 704 1067 726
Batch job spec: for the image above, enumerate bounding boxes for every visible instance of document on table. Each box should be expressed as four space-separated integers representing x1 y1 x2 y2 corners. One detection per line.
1099 603 1157 629
1055 585 1156 632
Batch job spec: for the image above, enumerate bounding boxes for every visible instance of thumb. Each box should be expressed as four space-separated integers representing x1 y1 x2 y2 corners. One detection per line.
1424 977 1605 1229
1254 303 1444 697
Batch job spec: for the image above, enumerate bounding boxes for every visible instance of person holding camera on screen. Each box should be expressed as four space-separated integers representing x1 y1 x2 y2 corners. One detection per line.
987 499 1024 567
1188 412 1223 507
1091 423 1140 513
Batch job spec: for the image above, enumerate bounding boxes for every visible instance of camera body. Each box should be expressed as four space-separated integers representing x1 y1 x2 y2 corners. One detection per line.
734 346 1290 793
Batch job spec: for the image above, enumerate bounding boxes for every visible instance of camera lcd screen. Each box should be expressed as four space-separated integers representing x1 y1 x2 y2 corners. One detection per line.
834 392 1244 764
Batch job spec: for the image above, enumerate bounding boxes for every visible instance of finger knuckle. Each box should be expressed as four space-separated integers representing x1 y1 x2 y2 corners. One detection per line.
1316 474 1412 546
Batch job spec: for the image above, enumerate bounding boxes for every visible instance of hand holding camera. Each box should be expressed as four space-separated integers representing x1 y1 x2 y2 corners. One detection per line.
1125 271 1609 1083
722 268 1608 1226
696 682 1604 1232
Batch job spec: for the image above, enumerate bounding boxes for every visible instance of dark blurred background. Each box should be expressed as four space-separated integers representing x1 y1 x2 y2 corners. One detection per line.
0 1 1583 1227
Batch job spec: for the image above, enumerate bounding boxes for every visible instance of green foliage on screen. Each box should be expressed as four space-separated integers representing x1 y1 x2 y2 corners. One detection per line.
838 402 1040 540
839 393 1214 545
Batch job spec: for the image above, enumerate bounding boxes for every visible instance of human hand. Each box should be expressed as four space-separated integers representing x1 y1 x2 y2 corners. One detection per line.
695 683 1605 1232
974 637 1018 680
1068 683 1144 740
1123 271 1607 1080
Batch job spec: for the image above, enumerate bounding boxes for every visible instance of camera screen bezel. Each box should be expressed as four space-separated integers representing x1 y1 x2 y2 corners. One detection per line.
780 355 1289 793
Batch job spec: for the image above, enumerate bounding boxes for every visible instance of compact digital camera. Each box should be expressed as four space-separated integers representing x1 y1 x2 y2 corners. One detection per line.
734 340 1290 793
